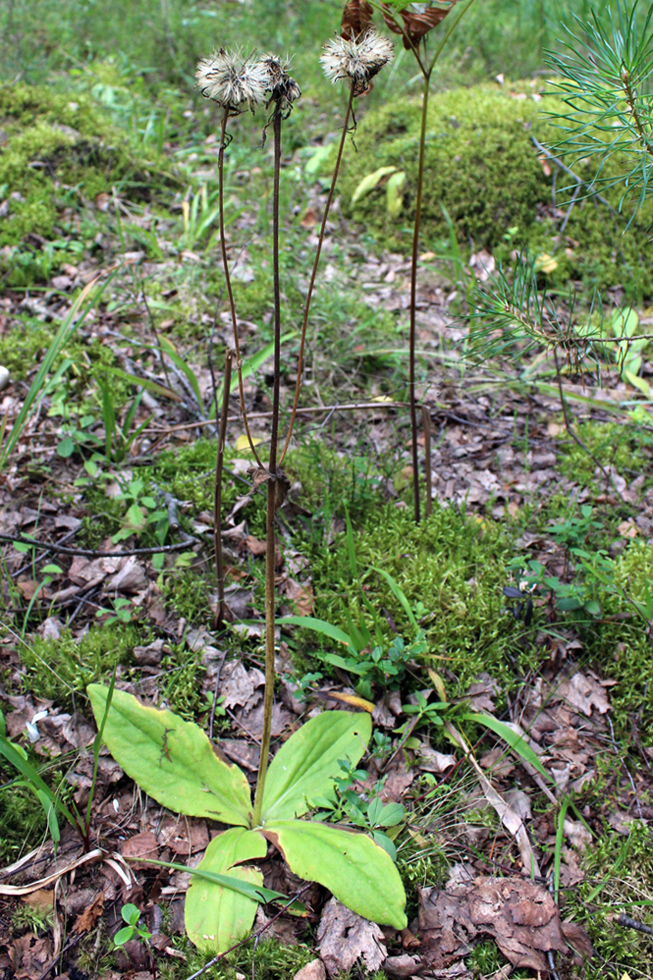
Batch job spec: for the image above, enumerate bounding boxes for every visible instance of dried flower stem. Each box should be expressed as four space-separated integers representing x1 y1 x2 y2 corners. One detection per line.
385 0 479 523
409 69 430 524
253 105 284 828
217 108 264 468
279 83 356 463
213 348 233 626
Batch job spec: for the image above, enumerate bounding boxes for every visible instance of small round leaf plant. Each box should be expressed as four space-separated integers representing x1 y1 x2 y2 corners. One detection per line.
88 34 404 957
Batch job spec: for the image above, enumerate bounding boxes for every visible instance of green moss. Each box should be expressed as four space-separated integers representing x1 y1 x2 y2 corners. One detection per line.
555 420 653 487
18 622 141 707
158 936 315 980
0 780 48 863
301 503 516 694
0 82 167 270
340 82 653 298
564 821 653 980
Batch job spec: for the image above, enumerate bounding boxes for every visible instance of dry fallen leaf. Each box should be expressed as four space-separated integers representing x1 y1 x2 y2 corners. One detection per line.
284 576 315 616
10 933 53 980
121 830 159 869
317 898 387 977
73 891 105 933
555 672 611 717
23 888 54 912
293 960 326 980
418 875 591 973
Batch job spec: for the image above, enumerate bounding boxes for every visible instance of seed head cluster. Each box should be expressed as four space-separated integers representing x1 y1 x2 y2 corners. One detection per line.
261 55 301 113
320 30 394 95
195 49 300 114
195 49 269 110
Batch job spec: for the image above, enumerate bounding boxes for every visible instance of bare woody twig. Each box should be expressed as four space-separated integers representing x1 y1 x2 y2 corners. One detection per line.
0 533 197 558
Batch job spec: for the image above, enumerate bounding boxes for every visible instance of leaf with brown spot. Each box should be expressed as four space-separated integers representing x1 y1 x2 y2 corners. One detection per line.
341 0 374 39
381 2 457 49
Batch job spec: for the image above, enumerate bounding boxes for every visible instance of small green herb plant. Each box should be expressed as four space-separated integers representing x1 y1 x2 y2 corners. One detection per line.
87 685 407 954
114 903 152 947
87 27 407 958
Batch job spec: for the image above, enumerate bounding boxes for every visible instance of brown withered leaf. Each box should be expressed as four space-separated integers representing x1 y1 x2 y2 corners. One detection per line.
9 933 52 980
317 898 387 976
341 0 374 39
418 875 591 973
381 1 457 49
73 892 104 934
283 576 315 616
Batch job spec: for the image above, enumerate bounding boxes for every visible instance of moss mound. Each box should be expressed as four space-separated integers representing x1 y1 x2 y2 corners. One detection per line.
303 503 515 693
0 83 158 251
339 82 653 297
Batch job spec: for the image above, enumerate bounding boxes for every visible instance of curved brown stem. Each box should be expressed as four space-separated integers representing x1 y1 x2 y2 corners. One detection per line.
409 70 431 524
217 108 264 468
279 84 355 465
253 105 283 827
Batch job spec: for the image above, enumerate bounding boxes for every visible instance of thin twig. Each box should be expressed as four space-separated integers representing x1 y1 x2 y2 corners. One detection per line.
422 403 432 517
0 533 197 558
214 349 233 626
618 913 653 936
552 347 625 502
144 399 408 435
217 107 264 468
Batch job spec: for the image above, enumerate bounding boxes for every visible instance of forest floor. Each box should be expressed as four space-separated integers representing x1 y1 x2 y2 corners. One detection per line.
2 39 653 980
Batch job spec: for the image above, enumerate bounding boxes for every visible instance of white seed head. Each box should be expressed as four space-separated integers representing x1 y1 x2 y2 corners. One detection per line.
320 30 394 95
195 48 268 110
260 54 301 112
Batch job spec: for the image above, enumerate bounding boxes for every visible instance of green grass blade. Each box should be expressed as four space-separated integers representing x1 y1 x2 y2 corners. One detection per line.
0 275 110 467
463 712 552 783
277 616 355 651
554 796 570 905
370 567 418 630
0 733 78 829
134 856 304 910
159 336 202 408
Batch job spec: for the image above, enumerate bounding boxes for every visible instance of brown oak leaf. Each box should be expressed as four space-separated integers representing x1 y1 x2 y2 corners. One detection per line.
381 2 457 49
341 0 374 39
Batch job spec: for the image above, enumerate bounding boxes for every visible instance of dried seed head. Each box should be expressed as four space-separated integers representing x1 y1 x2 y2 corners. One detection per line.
260 54 301 113
195 48 268 110
320 29 394 95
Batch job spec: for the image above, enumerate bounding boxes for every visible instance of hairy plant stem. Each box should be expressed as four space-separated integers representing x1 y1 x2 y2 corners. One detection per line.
409 69 431 524
217 108 264 469
279 84 355 464
253 106 283 828
213 349 233 626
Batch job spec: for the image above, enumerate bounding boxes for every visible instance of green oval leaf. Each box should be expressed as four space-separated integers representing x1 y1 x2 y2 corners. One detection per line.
386 170 406 218
264 819 407 930
87 685 252 825
185 827 267 953
261 711 371 822
351 166 399 205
